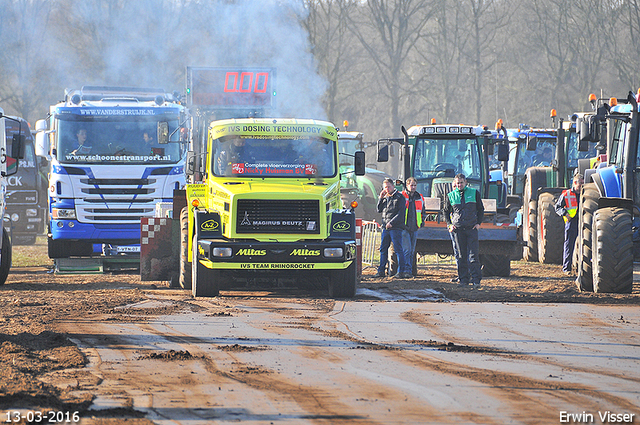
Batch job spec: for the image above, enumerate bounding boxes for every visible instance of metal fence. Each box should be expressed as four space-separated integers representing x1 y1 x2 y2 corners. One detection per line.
360 220 454 270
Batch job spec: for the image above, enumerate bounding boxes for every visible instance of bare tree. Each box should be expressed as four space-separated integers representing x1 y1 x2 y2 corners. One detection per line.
301 0 361 126
349 0 436 135
610 0 640 90
0 0 57 121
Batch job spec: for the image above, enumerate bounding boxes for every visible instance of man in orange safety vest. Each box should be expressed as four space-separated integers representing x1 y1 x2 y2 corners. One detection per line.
402 177 426 278
554 173 584 275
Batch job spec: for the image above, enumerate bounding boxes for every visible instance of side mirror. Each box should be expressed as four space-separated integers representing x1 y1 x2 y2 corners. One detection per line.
496 143 509 161
486 141 494 156
157 122 169 144
35 119 47 132
35 131 48 158
378 144 389 162
185 151 197 175
12 134 25 159
526 135 538 151
354 151 365 176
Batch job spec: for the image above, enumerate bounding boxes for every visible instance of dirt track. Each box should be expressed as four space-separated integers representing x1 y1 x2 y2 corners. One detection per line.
1 250 640 423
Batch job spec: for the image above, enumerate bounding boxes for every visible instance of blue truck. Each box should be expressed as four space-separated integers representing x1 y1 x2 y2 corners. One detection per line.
35 86 187 259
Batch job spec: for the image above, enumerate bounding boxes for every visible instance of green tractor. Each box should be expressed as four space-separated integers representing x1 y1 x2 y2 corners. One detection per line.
338 131 390 222
377 123 517 277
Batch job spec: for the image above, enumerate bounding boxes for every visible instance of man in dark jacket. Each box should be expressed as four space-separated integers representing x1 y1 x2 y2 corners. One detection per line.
443 173 484 286
372 178 408 278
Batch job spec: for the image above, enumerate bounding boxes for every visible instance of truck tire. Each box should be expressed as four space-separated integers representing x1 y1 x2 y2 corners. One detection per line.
537 192 563 264
179 207 192 290
329 261 357 298
522 181 538 262
191 234 219 298
480 254 510 277
592 207 633 293
0 229 12 285
576 183 598 292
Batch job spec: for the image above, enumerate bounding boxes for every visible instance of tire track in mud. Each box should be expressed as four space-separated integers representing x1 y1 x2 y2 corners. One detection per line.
401 309 640 384
133 298 495 424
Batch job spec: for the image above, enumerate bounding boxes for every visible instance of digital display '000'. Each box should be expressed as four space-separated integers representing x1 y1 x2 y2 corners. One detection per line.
224 72 269 94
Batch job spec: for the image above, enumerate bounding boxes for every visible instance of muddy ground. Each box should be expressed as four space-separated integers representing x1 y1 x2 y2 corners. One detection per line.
1 241 639 422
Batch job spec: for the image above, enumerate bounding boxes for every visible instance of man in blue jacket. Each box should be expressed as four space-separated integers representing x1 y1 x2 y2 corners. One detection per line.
443 173 484 286
372 178 408 278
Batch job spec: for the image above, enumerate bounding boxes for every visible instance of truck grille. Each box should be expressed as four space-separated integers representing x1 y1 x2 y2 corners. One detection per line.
236 199 321 234
75 178 157 224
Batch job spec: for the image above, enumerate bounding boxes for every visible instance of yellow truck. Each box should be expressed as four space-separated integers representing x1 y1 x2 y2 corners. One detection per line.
182 118 364 298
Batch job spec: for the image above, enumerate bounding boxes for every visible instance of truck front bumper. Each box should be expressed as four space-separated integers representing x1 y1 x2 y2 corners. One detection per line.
196 239 357 270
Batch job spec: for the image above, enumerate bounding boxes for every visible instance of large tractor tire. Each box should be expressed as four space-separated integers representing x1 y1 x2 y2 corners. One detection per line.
480 254 510 277
537 192 563 264
522 180 538 262
179 207 192 290
191 234 219 298
329 261 357 298
0 229 12 285
592 207 633 293
576 183 599 292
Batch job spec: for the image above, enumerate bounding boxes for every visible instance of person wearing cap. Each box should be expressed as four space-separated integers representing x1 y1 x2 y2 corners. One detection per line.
554 173 584 276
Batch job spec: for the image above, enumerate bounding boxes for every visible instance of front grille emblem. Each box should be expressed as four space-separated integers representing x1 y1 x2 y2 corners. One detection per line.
241 211 251 226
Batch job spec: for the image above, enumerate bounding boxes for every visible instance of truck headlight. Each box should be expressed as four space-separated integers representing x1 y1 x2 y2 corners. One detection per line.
52 208 76 219
212 247 233 257
10 213 19 222
324 247 343 257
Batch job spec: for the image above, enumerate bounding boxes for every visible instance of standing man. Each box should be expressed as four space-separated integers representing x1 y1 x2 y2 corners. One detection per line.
372 178 407 278
443 173 484 286
402 177 426 277
554 173 584 276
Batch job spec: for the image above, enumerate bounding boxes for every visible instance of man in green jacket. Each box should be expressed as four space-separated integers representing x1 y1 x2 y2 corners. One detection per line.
443 173 484 286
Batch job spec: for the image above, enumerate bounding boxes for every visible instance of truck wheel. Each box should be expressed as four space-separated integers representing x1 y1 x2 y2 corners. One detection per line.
537 192 563 264
592 207 633 293
480 254 510 277
191 234 219 298
576 183 598 292
0 229 12 285
329 261 357 298
523 181 538 262
179 207 192 290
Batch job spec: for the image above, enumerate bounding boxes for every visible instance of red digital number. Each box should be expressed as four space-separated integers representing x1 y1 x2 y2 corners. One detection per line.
224 71 269 94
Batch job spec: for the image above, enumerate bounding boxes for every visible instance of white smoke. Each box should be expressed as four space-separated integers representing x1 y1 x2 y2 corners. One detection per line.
58 0 328 120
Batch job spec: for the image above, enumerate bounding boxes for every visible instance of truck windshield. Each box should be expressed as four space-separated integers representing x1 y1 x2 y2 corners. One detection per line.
56 116 183 164
566 131 598 169
414 137 482 180
412 137 482 197
514 139 556 175
212 136 336 177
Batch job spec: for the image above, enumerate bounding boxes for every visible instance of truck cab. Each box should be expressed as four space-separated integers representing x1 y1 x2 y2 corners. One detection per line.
184 118 364 298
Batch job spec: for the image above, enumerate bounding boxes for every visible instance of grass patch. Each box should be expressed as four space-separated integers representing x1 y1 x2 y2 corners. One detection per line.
11 235 53 268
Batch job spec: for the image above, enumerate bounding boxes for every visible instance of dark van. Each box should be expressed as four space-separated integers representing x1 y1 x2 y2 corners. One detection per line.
3 117 46 245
